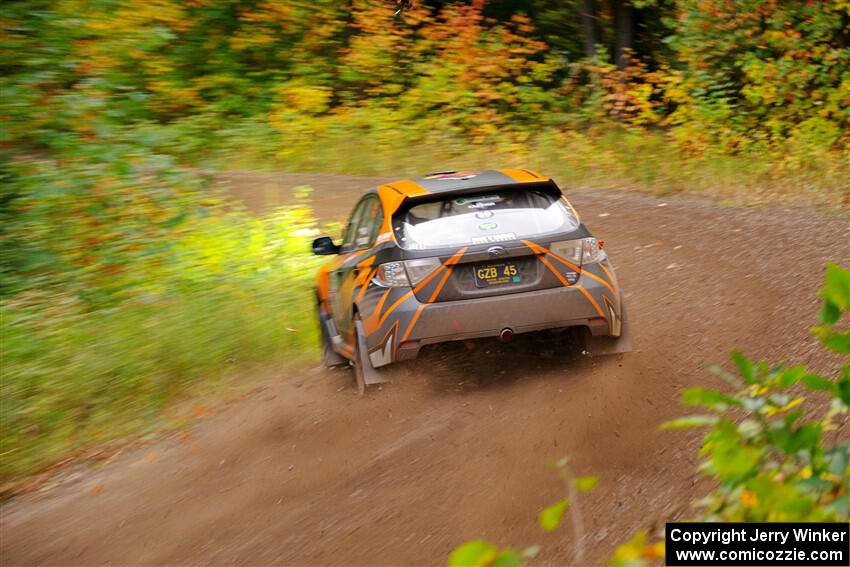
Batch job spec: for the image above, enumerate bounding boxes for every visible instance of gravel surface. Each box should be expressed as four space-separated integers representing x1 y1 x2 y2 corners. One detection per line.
2 173 848 566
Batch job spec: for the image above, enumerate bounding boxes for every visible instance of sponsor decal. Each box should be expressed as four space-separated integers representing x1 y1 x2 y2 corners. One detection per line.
471 232 517 245
478 222 498 231
455 194 502 208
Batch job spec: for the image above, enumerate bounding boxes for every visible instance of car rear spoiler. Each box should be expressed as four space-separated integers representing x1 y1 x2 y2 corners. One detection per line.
394 180 563 213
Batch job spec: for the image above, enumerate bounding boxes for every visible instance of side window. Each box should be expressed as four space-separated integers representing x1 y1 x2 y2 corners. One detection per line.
342 202 365 251
354 198 383 249
367 200 385 245
342 196 382 252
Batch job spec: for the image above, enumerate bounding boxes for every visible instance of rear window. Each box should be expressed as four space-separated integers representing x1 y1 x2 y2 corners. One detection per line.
392 189 579 250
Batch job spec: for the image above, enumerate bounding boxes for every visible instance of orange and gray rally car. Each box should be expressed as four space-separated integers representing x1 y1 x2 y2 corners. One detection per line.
312 169 631 392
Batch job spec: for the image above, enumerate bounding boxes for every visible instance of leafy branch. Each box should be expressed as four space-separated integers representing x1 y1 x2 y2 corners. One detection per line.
614 262 850 564
447 458 598 567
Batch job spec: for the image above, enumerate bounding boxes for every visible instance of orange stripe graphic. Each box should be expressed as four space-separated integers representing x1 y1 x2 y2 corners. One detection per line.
428 246 468 300
522 239 546 254
345 248 370 265
446 246 469 265
354 267 378 303
397 247 469 341
378 290 414 328
357 255 376 268
428 265 455 302
524 239 572 287
575 284 606 319
411 246 468 294
401 304 426 342
371 247 469 338
415 246 468 294
413 264 447 294
545 251 581 273
373 288 391 319
526 240 615 295
598 262 619 296
574 265 615 295
537 254 570 287
526 239 610 319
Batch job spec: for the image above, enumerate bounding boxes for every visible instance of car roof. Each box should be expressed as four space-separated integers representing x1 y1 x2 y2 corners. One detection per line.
377 169 550 198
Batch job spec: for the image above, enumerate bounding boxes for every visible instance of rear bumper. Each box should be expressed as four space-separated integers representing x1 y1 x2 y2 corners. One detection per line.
373 274 619 364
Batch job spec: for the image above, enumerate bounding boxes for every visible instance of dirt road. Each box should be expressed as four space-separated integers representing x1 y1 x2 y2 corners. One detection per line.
2 173 847 566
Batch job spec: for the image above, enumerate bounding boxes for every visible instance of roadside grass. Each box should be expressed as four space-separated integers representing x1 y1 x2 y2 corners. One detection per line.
199 118 848 212
0 199 324 484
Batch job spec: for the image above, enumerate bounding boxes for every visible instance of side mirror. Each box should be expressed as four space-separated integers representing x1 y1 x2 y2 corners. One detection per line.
312 236 340 256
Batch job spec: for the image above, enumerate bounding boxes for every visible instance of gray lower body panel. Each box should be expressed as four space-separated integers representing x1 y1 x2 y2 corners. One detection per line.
393 285 613 361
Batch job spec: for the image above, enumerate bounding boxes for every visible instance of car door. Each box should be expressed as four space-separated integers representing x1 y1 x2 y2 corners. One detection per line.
330 195 383 338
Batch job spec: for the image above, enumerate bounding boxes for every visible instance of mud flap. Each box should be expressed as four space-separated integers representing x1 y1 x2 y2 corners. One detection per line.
583 302 632 356
318 308 347 367
355 318 390 386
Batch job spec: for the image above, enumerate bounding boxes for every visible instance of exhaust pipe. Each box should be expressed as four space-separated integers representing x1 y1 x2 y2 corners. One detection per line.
499 327 514 342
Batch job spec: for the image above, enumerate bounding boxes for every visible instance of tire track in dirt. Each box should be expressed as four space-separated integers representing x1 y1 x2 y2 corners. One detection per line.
2 173 847 566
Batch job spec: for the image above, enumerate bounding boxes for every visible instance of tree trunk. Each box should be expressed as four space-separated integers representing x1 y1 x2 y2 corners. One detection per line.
581 0 597 58
613 0 633 69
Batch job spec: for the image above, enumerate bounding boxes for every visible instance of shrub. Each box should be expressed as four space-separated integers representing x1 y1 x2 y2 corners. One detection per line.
0 191 324 482
615 263 850 564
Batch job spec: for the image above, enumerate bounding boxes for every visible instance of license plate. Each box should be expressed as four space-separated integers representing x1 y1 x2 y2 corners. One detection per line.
473 262 521 287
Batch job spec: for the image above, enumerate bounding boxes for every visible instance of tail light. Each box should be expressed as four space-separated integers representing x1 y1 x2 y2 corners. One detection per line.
373 257 442 287
549 238 607 265
373 262 409 287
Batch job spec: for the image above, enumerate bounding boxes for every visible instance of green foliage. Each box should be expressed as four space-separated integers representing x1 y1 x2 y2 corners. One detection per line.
610 530 665 567
814 263 850 354
0 198 324 482
447 540 532 567
539 498 570 532
666 0 849 154
1 0 331 482
259 0 848 181
4 0 847 185
574 475 598 492
613 263 850 564
679 347 848 518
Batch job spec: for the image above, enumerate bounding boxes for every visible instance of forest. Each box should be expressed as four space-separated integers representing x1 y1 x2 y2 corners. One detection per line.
1 0 848 483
